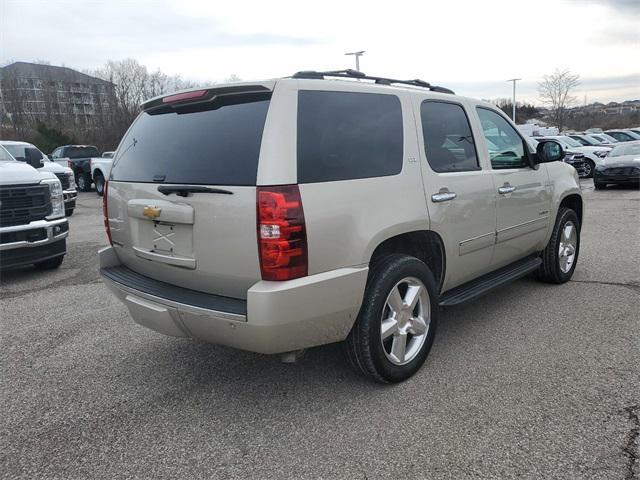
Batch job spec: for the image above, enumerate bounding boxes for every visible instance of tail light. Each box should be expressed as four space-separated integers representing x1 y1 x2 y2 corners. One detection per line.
103 180 112 245
257 185 307 281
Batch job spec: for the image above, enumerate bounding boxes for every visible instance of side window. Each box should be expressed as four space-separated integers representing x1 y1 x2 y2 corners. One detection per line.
420 101 479 172
51 148 61 159
297 91 403 183
476 108 529 169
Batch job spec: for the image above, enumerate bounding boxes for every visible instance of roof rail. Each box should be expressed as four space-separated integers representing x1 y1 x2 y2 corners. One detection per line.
291 69 455 94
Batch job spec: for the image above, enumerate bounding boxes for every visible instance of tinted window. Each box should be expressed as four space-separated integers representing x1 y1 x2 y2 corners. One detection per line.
297 91 403 183
66 146 99 158
420 101 478 172
476 108 529 169
111 94 271 186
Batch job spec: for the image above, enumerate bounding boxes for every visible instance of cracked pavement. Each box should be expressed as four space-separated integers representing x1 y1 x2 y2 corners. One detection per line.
1 181 639 479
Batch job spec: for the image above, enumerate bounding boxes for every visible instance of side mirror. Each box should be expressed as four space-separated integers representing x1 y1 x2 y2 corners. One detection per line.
535 140 565 164
25 147 45 169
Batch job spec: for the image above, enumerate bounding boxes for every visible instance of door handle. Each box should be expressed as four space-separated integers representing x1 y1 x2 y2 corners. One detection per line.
498 185 516 194
431 190 457 203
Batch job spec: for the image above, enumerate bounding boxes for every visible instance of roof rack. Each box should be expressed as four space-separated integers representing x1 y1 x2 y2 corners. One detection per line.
291 69 455 94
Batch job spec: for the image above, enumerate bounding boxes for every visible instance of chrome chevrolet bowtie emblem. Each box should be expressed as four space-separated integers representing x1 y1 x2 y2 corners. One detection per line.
143 206 162 219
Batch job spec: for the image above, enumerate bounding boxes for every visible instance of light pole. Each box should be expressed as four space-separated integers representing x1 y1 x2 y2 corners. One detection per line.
345 51 365 72
506 78 521 122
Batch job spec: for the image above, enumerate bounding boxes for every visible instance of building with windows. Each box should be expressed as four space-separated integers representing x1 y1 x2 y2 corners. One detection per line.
0 62 115 128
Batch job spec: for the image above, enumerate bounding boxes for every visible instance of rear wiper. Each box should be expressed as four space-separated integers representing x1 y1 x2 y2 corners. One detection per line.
157 185 233 197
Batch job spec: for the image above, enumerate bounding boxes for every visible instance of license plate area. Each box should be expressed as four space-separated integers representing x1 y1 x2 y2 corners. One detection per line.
131 219 196 269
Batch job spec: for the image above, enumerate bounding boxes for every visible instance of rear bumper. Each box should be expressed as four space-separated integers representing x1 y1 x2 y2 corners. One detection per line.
98 246 368 354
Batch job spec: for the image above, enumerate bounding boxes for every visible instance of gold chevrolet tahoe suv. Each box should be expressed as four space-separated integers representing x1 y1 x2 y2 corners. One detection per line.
99 70 582 383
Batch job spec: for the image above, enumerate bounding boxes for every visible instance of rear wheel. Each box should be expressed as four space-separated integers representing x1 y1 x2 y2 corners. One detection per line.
344 254 438 383
65 208 74 217
77 173 92 192
536 207 580 284
95 174 105 196
34 255 64 270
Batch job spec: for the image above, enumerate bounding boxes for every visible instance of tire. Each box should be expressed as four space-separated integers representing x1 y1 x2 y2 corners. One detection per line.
65 208 74 217
77 172 92 192
536 207 580 284
34 255 64 270
583 159 594 178
95 174 105 196
344 254 439 383
594 181 606 190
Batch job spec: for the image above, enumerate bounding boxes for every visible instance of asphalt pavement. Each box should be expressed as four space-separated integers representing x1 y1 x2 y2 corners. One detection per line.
1 180 638 479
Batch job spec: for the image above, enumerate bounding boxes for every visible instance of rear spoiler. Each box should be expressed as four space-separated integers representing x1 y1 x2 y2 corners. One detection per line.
141 85 272 113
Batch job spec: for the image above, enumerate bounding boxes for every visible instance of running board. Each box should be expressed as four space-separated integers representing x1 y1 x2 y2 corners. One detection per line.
439 256 542 307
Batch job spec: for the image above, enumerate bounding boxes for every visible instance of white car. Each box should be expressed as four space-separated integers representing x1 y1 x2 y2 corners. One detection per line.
90 156 113 196
1 140 78 216
536 135 610 178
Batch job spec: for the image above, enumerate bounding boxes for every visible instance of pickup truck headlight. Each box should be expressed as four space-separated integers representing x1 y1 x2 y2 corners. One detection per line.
67 170 75 186
42 178 65 219
594 151 608 158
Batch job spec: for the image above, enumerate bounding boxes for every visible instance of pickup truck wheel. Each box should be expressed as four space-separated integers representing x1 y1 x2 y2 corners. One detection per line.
344 254 438 383
536 207 580 284
95 175 105 196
65 208 74 217
77 173 92 192
34 255 64 270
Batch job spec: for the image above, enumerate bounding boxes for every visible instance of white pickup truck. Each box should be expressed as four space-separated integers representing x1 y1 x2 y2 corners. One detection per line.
90 154 114 196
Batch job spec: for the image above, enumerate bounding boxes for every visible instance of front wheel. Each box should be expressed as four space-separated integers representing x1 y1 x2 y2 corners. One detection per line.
34 255 64 270
536 207 580 284
583 160 594 178
344 254 439 383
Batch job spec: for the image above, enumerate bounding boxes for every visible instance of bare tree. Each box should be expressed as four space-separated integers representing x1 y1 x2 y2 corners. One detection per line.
538 69 580 132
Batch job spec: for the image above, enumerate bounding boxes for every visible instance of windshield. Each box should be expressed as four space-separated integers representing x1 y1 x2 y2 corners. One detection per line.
610 143 640 157
67 146 99 158
584 135 603 145
558 136 583 148
3 143 45 161
0 144 15 162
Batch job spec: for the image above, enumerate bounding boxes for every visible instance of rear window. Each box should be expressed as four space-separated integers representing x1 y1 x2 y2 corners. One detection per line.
297 90 403 183
110 94 271 186
67 146 99 158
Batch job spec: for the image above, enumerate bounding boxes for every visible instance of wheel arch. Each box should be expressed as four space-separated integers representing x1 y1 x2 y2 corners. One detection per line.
559 193 583 227
369 230 446 291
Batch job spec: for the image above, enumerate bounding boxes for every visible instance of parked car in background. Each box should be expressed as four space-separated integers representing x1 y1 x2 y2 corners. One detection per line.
1 140 77 216
99 72 582 383
0 144 69 270
90 155 113 196
605 130 640 142
50 145 100 192
628 128 640 136
594 142 640 189
568 133 609 147
102 151 115 158
528 137 586 176
588 133 620 145
535 135 610 178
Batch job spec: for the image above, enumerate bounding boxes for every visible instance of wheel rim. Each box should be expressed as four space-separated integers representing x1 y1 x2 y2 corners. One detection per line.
583 162 592 176
558 220 578 274
78 176 86 189
96 179 103 193
380 277 430 366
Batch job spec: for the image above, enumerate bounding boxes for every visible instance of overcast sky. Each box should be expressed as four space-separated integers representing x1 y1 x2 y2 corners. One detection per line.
1 0 638 104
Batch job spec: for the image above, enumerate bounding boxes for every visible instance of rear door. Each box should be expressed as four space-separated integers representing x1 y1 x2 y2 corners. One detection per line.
474 106 552 269
107 85 274 299
415 98 497 291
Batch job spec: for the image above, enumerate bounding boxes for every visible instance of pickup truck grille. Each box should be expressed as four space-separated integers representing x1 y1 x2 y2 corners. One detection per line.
54 172 71 190
0 184 51 227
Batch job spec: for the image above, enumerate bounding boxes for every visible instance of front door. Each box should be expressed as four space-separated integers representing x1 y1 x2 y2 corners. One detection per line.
474 107 552 269
415 98 497 291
